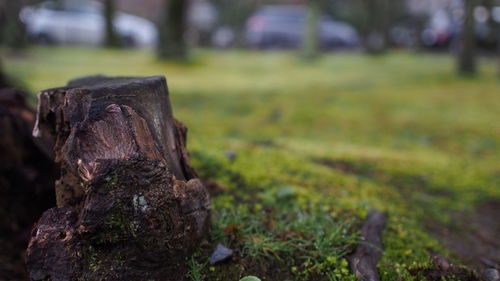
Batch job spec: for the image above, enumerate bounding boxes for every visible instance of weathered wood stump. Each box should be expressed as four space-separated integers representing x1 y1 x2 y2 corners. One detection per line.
26 76 211 281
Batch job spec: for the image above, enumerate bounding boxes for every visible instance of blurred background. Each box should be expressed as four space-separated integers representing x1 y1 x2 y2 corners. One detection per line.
0 0 500 63
0 0 500 96
1 0 500 280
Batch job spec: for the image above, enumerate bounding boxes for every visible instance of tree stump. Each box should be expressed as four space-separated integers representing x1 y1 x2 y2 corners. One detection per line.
26 76 211 281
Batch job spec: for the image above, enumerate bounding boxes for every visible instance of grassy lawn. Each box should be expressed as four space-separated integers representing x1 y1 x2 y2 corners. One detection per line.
4 47 500 280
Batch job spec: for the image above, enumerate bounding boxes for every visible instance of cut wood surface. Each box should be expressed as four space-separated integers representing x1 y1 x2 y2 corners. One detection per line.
348 209 387 281
26 76 210 281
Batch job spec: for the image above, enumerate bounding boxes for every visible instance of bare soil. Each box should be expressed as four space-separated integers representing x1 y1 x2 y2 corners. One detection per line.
427 200 500 273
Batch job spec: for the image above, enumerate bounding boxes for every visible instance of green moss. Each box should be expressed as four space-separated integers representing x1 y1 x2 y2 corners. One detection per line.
103 171 119 190
89 205 131 246
109 172 119 187
86 246 101 272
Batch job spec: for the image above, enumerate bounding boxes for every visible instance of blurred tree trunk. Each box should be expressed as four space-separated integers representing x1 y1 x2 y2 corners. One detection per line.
302 0 320 60
362 0 389 54
0 0 27 48
457 0 477 75
158 0 189 61
488 0 500 78
104 0 120 47
482 0 500 78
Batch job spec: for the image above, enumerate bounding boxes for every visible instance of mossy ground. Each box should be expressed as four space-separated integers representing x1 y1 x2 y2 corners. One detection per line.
4 47 499 280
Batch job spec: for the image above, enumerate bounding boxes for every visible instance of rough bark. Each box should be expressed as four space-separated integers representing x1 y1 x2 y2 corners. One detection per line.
348 209 387 281
0 88 56 280
26 76 210 281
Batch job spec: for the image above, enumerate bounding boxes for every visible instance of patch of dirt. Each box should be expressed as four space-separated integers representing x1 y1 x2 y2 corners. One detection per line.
426 200 500 273
313 158 371 175
251 139 279 148
314 158 454 198
409 254 481 281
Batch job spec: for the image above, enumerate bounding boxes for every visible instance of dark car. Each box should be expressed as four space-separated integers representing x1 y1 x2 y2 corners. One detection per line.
245 5 360 50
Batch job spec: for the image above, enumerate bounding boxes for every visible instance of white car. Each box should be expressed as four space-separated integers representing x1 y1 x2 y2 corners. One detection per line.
20 1 158 47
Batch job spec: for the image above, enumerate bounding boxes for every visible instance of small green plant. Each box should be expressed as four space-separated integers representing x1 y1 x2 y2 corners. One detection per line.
186 252 206 281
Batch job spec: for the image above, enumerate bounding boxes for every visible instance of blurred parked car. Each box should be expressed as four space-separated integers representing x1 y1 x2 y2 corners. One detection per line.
421 9 457 48
245 5 360 50
212 26 235 48
421 6 500 50
20 1 158 47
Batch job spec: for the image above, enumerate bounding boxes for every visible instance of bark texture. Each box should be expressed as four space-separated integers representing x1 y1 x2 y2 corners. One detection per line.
0 89 56 280
26 76 210 281
348 209 387 281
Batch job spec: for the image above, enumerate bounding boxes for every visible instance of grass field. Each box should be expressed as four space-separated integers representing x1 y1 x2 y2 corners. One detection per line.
4 47 500 280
